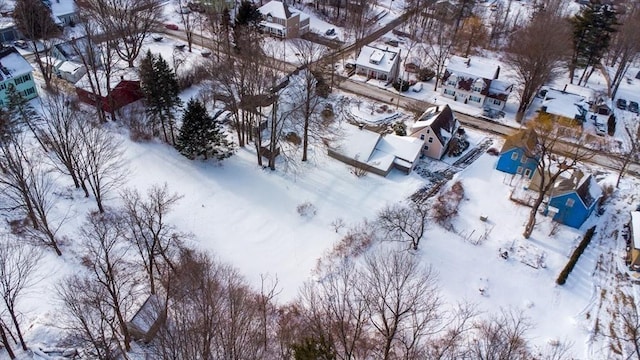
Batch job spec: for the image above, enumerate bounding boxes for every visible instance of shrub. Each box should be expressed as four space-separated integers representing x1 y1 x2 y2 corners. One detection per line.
393 121 407 136
556 226 596 285
432 181 465 229
418 68 436 82
297 202 317 218
392 79 410 92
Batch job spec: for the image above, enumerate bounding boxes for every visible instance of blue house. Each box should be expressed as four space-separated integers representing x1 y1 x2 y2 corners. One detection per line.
544 171 602 229
496 128 539 178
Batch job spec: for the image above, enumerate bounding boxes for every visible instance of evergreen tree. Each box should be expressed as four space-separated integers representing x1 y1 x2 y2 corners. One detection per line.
139 50 182 144
569 0 617 85
233 1 263 54
176 99 233 160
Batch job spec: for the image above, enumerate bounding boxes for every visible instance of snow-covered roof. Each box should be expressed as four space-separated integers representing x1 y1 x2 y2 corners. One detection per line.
0 47 34 81
50 0 77 17
632 212 640 250
258 0 309 21
355 45 399 74
410 105 457 146
446 55 499 80
76 67 138 94
541 88 588 119
488 79 512 97
330 124 422 174
58 60 84 73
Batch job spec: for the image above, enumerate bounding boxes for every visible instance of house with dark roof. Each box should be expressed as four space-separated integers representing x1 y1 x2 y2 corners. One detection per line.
440 55 512 111
496 128 539 178
257 0 310 38
530 169 602 229
408 105 459 159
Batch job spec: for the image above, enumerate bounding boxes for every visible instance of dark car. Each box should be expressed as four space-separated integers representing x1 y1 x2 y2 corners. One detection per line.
617 98 628 110
630 101 639 114
165 23 179 31
13 40 28 49
325 28 335 36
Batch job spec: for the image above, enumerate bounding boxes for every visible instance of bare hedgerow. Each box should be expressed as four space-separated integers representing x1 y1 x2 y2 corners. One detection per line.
432 181 465 230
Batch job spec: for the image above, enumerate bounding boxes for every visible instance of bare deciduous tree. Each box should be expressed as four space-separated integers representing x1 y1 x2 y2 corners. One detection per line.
504 9 571 122
0 240 42 351
360 251 440 360
522 115 593 238
77 124 127 213
80 211 137 353
606 6 640 98
377 202 429 250
121 183 183 294
466 309 533 360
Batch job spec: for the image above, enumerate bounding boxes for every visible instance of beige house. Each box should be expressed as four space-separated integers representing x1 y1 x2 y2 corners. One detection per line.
409 105 459 159
257 1 310 38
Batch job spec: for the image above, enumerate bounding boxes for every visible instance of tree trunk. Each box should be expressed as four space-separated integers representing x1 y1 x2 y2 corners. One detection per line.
523 194 545 238
8 308 27 351
0 323 15 359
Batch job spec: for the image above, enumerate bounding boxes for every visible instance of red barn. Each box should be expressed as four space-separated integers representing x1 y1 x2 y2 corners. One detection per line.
75 72 143 113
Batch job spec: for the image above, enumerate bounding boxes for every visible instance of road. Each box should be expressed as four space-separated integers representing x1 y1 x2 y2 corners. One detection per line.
161 19 640 178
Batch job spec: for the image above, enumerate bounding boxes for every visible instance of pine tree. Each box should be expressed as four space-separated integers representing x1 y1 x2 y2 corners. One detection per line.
176 99 233 160
569 0 617 85
139 51 182 144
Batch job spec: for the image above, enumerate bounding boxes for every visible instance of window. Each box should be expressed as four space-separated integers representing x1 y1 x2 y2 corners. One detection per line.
428 137 433 143
444 89 455 96
524 168 532 177
469 95 482 103
447 76 457 86
492 99 502 106
14 74 30 85
472 84 483 92
420 134 425 140
516 166 523 174
0 83 5 90
22 87 35 96
511 152 519 160
521 155 528 163
423 145 429 150
566 198 575 207
426 129 430 134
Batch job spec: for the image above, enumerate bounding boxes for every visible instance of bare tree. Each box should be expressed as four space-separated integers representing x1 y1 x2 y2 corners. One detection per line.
298 259 371 360
466 309 533 360
80 211 137 353
80 0 163 67
57 275 123 359
0 240 43 351
423 23 454 91
12 0 61 90
121 184 183 294
612 123 640 188
454 15 488 57
290 40 327 162
38 92 89 196
377 202 429 250
606 6 640 98
175 0 197 52
77 124 127 213
611 292 640 360
522 114 593 239
504 9 571 122
359 251 441 360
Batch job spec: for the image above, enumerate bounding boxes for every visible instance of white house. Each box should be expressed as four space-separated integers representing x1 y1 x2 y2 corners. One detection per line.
328 124 423 176
408 105 460 160
257 1 310 38
354 45 400 82
440 55 512 111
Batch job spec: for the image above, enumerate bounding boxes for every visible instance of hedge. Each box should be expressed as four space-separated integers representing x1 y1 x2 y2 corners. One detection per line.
556 226 596 285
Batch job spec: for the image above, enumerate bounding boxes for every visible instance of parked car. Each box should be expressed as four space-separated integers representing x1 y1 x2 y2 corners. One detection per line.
595 123 607 136
165 23 179 31
616 98 627 110
152 35 163 42
629 101 639 114
325 28 335 36
412 82 423 92
13 40 28 49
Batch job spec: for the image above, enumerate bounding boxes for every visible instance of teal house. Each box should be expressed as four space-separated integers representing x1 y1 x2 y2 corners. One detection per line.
0 46 37 106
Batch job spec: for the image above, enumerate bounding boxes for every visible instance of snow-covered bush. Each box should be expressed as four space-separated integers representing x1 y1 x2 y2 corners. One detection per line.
297 202 317 218
432 181 465 230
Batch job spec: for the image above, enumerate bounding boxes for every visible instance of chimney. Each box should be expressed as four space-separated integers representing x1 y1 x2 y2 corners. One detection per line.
435 106 439 112
495 66 500 79
120 75 124 81
465 58 471 67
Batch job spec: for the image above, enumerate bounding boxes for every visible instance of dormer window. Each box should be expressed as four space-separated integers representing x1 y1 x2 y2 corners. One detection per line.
447 75 457 87
472 80 484 92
